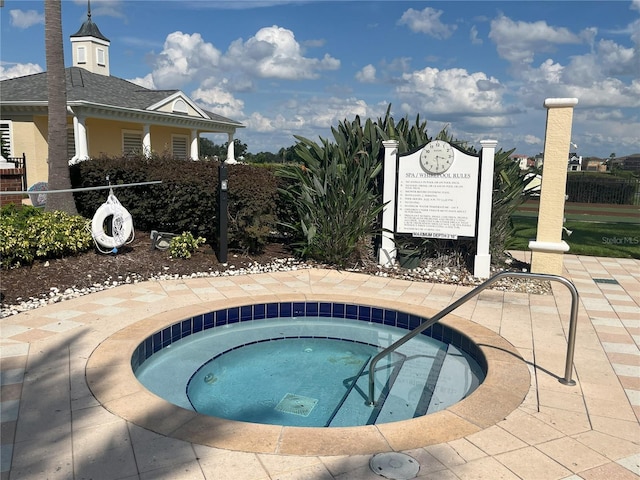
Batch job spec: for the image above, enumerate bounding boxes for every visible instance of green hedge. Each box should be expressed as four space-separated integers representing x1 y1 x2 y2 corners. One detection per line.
70 155 287 253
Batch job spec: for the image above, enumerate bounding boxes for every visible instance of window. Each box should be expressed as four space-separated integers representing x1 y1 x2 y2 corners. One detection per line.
122 131 143 156
172 135 188 159
77 46 86 64
96 48 105 66
0 120 12 158
172 99 188 114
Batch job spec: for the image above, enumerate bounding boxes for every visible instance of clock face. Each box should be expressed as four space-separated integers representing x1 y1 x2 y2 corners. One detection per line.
420 140 455 174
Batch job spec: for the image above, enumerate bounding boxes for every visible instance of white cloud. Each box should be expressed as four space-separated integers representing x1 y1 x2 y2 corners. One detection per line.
489 15 586 65
0 62 43 80
518 56 640 109
191 85 245 119
356 64 376 83
524 134 541 145
9 10 44 29
396 67 506 118
245 96 379 138
398 7 456 39
150 32 222 89
223 26 339 80
470 26 482 45
574 109 640 155
127 73 155 89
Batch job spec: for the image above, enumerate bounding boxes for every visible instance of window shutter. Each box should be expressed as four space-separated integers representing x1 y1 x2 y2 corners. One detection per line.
67 128 76 160
97 48 105 66
172 136 188 159
123 132 142 156
0 120 12 157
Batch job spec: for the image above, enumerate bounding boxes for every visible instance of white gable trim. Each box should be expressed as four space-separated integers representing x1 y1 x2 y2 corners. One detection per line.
146 91 209 119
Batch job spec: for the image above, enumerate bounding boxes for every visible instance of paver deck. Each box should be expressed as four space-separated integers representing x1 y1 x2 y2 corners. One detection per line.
1 254 638 479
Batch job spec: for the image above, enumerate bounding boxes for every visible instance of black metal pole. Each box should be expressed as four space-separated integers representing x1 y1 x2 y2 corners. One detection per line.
217 163 228 263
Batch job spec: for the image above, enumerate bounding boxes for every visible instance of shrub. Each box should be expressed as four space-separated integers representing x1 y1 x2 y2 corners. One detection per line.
169 231 206 259
0 205 93 268
70 154 280 253
278 136 383 266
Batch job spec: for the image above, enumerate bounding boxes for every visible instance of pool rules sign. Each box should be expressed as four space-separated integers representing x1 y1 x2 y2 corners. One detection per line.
396 140 479 239
378 139 498 278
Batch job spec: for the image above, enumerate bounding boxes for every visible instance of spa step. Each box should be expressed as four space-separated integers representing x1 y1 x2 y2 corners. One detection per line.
327 354 403 427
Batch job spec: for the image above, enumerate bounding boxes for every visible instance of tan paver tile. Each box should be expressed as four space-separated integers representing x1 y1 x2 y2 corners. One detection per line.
258 454 326 477
573 430 640 461
139 460 207 480
444 439 487 462
9 439 73 480
8 329 55 343
537 437 609 473
424 443 468 468
449 456 521 479
320 453 372 477
495 446 571 479
129 423 198 474
590 415 640 444
499 409 564 445
194 447 269 480
534 407 591 436
578 461 640 480
465 425 527 456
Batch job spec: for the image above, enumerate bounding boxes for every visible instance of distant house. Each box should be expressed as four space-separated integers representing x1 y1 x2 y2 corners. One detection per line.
567 154 582 172
610 154 640 172
510 153 530 170
0 5 243 187
533 153 544 169
584 158 606 172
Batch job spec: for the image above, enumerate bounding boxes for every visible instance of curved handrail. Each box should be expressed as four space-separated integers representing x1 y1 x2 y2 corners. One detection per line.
367 272 579 406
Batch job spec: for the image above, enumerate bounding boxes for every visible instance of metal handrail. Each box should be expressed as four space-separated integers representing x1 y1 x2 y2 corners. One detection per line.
367 272 579 406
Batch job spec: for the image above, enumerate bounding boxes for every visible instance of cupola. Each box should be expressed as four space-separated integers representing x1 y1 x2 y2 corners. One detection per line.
70 0 110 76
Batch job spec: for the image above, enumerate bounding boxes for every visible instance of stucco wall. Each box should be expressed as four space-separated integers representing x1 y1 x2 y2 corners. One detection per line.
10 116 49 186
86 118 140 156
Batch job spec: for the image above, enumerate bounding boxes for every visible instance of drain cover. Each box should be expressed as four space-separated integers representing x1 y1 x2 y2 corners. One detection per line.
275 393 318 417
369 452 419 479
593 278 619 285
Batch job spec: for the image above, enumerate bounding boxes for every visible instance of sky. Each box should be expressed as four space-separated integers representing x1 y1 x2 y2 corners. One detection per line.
1 0 639 158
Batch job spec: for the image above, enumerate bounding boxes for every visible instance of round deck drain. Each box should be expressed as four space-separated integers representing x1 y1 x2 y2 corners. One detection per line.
369 452 419 479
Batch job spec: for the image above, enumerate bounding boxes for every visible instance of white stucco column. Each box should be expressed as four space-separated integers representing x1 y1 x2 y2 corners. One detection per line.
225 133 237 164
378 140 399 266
190 129 199 160
73 114 89 163
142 124 151 158
529 98 578 275
474 139 498 279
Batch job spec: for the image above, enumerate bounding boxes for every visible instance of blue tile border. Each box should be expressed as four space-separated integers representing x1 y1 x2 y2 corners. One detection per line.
131 301 485 373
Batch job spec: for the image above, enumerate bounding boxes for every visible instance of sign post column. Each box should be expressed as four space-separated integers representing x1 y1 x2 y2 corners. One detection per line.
378 140 399 266
474 140 498 278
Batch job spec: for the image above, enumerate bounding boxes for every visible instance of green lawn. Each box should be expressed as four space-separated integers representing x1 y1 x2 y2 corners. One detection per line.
510 217 640 259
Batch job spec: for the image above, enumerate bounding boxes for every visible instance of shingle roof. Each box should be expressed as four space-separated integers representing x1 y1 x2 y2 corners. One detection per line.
0 67 242 126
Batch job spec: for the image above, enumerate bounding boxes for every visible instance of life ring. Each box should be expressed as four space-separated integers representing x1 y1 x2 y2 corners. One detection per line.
91 195 134 250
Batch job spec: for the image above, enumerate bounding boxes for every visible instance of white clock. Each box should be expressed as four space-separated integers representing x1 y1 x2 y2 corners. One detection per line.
420 140 455 174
